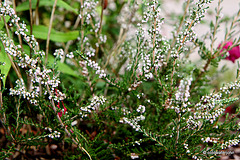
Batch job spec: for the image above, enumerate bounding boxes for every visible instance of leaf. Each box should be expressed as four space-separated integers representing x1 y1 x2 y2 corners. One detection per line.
0 42 11 87
0 16 10 30
48 55 79 78
16 0 78 14
26 25 79 43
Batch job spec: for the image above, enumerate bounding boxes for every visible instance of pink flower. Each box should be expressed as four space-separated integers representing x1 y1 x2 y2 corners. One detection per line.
219 41 240 63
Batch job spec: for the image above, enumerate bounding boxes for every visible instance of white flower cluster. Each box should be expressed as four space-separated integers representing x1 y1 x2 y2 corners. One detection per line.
121 115 145 132
0 3 38 50
142 54 153 80
172 77 192 113
28 66 62 102
130 153 139 159
99 34 107 43
48 89 66 102
120 105 146 132
86 47 95 57
193 93 225 124
184 94 225 129
201 137 219 143
220 80 240 94
66 52 74 59
183 78 240 130
80 37 96 58
121 107 131 116
177 0 212 46
80 95 106 118
0 2 18 21
0 3 65 105
45 127 61 139
80 0 99 24
176 77 192 102
190 0 212 26
85 58 106 78
194 108 224 124
134 1 167 79
136 105 145 114
192 155 202 160
28 67 51 84
186 116 201 130
48 130 61 139
53 49 64 60
0 32 41 69
9 79 39 105
184 143 190 153
221 137 240 149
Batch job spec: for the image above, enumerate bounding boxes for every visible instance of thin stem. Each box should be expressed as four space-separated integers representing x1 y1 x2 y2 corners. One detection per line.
80 0 84 53
175 114 181 147
61 11 81 63
95 0 104 57
152 7 156 65
34 0 40 25
45 0 58 64
28 0 33 92
210 0 221 55
46 83 92 160
29 0 33 37
12 0 24 53
166 0 191 63
0 78 6 128
16 96 21 131
3 16 10 38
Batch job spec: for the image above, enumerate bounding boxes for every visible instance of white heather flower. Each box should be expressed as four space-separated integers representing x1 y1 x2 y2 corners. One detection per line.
79 96 106 118
130 153 139 159
136 105 145 113
53 49 64 60
66 52 74 59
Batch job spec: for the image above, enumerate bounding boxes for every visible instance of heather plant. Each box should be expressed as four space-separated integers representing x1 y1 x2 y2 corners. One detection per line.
0 0 240 159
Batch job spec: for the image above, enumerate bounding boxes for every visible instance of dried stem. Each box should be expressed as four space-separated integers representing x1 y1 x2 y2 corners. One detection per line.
34 0 40 25
45 0 58 64
80 0 84 53
12 0 24 53
61 11 81 63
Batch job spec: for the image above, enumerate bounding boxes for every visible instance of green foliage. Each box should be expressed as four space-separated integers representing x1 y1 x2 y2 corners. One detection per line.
16 0 78 14
0 0 240 159
26 25 79 42
0 42 11 87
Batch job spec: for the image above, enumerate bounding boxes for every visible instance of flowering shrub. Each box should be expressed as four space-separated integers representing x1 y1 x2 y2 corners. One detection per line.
0 0 240 159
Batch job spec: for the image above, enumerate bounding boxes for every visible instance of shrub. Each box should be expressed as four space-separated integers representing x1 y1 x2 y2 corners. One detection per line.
0 0 240 159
